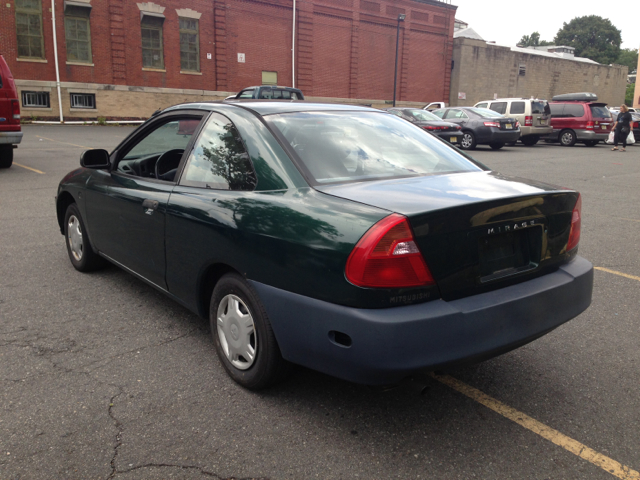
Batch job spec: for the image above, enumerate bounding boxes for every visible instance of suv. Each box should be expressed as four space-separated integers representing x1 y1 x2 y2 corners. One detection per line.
474 98 551 146
225 86 304 101
544 93 613 147
0 55 22 168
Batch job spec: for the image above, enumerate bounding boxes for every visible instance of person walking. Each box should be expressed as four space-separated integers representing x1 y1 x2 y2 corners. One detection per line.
611 105 632 152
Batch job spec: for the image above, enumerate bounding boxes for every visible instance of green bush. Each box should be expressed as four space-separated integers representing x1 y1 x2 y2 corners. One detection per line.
97 116 107 126
626 83 635 107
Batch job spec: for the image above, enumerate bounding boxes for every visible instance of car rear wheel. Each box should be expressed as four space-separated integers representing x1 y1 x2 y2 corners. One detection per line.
0 145 13 168
521 136 539 146
584 140 598 147
460 131 476 150
210 273 291 390
64 203 107 272
490 143 505 150
560 130 577 147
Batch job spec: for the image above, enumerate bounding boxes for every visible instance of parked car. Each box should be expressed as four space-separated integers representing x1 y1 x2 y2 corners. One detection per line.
385 107 463 145
543 93 613 147
0 55 22 168
225 86 304 101
56 102 593 389
474 98 552 146
631 112 640 144
423 102 446 111
431 107 520 150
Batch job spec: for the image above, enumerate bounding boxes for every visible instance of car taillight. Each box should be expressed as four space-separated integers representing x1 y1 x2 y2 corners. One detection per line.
524 116 533 126
423 125 447 130
567 194 582 252
11 99 20 121
345 214 435 288
483 121 500 127
586 121 594 130
515 120 521 128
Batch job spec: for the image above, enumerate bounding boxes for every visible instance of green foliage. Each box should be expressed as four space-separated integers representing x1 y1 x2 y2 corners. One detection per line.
616 48 638 72
554 16 621 64
97 116 107 126
518 32 553 47
626 83 635 107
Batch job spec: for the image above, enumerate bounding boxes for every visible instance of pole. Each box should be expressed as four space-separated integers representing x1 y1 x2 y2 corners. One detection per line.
292 0 296 88
51 0 63 123
393 15 404 107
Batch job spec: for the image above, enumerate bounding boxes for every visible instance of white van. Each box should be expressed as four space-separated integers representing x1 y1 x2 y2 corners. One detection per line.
474 98 552 146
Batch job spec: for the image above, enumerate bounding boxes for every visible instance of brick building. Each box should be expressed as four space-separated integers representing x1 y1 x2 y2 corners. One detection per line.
0 0 457 120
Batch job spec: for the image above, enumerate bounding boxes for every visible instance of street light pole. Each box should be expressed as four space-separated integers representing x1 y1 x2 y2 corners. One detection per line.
393 13 406 107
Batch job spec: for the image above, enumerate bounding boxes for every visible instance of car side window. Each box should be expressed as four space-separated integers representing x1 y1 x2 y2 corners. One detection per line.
431 109 445 118
122 119 198 161
446 109 468 119
564 104 585 118
549 104 564 118
259 89 274 99
476 103 488 109
238 89 254 98
291 92 300 100
180 113 257 191
489 102 507 115
510 102 525 114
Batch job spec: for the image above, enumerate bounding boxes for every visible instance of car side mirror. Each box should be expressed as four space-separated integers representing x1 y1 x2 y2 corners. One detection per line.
80 149 110 169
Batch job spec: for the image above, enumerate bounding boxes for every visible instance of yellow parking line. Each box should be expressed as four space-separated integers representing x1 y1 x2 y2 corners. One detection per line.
430 373 640 480
13 162 45 174
35 135 93 149
595 267 640 282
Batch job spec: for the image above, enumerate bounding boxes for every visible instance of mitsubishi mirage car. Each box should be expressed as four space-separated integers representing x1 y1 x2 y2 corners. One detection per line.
55 102 593 390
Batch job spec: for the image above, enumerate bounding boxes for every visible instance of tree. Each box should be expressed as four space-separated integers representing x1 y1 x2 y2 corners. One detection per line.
626 83 635 107
616 48 638 72
553 16 621 64
517 31 553 47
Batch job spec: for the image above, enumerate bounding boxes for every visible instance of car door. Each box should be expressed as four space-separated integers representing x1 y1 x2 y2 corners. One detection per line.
86 112 205 288
164 111 259 308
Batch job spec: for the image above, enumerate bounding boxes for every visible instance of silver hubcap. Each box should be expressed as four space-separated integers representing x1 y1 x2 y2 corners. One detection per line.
216 294 257 370
561 133 573 145
461 134 473 148
67 215 83 262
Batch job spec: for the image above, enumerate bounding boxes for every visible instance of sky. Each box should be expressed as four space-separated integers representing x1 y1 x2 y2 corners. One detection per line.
451 0 640 51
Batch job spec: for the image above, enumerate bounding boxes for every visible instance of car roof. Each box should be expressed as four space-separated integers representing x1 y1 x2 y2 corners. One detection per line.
476 98 547 102
241 85 302 91
163 101 381 117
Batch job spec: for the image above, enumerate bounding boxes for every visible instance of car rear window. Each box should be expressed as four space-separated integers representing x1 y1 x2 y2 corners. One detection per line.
531 101 548 114
268 111 482 184
589 105 611 118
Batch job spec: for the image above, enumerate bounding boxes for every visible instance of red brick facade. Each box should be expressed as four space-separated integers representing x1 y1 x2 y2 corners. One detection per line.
1 0 456 102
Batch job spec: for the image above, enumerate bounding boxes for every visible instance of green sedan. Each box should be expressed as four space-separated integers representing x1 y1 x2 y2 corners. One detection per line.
56 102 593 389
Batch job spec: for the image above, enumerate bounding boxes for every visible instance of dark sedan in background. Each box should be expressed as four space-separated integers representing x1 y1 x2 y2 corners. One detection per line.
56 102 592 390
385 108 463 145
432 107 520 150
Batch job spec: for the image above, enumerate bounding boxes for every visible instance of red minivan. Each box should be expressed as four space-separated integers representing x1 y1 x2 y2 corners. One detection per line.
544 93 613 147
0 55 22 168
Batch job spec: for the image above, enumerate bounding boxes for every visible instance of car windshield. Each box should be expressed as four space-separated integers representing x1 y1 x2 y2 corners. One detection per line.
267 111 481 184
471 108 506 118
406 109 441 122
589 105 612 118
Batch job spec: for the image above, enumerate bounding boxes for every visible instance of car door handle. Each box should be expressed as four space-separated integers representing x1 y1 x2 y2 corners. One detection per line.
142 199 159 215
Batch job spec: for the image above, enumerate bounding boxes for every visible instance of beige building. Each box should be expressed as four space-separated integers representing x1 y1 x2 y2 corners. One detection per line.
450 28 628 107
634 49 640 109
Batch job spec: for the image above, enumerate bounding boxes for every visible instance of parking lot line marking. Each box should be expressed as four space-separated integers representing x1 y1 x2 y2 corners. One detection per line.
13 162 45 174
594 267 640 282
430 373 640 480
35 135 93 149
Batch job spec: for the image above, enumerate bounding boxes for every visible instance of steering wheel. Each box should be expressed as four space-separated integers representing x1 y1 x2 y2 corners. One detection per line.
155 149 184 181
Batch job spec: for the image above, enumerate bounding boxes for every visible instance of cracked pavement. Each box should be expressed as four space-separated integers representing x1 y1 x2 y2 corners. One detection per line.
1 126 639 479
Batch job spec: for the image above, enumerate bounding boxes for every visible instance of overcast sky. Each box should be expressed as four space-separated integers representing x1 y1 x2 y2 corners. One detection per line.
451 0 640 51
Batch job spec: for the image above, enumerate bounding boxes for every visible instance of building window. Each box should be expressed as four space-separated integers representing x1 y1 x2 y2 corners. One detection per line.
179 18 199 72
65 5 92 63
22 91 50 108
519 64 526 76
262 71 277 86
15 0 44 59
70 93 96 109
141 15 164 69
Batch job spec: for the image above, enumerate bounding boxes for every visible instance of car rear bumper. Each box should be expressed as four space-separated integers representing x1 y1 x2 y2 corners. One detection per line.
0 131 23 145
252 256 593 385
575 130 609 141
435 131 463 144
477 129 521 144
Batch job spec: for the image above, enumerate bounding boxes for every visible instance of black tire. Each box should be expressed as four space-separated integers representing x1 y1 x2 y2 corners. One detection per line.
460 131 476 150
0 145 13 168
210 273 291 390
521 136 539 146
489 143 505 150
559 129 577 147
64 203 107 272
584 140 598 147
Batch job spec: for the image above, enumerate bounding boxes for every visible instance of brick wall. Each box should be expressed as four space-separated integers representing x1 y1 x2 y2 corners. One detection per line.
1 0 456 118
450 37 628 107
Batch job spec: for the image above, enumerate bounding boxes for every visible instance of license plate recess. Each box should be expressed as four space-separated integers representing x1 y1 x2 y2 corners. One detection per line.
478 227 542 283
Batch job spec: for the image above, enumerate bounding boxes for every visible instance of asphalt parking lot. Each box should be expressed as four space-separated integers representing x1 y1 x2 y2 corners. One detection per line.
1 125 639 480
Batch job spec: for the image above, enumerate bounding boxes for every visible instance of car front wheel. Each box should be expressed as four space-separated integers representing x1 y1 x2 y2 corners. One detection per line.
64 203 107 272
210 273 291 390
560 130 577 147
460 131 476 150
